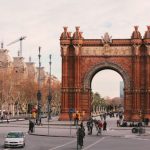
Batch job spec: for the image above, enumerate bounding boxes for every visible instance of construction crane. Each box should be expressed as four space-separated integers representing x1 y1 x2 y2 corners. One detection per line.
7 36 26 57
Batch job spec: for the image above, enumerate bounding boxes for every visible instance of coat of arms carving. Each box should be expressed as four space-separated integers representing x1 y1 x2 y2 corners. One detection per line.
101 32 112 46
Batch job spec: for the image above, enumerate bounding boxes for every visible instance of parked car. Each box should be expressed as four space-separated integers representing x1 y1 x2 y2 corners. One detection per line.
4 131 25 148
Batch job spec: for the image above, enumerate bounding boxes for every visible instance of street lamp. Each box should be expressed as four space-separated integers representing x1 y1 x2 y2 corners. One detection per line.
37 46 42 125
48 54 52 135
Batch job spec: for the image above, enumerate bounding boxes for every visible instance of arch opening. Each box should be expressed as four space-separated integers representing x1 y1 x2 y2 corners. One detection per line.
91 69 124 115
82 62 131 120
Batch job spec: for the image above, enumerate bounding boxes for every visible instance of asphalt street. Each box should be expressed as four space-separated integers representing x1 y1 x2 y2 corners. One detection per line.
0 117 150 150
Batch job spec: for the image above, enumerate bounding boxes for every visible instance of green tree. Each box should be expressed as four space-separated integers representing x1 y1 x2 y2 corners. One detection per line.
92 92 106 112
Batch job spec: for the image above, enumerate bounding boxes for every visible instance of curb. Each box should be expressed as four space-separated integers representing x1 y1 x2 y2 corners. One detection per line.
30 133 76 138
0 119 25 124
110 127 150 130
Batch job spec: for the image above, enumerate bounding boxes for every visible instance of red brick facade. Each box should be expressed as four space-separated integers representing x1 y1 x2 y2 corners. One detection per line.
59 26 150 121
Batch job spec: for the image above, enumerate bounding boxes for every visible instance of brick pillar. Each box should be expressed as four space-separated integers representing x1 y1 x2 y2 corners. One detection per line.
131 45 141 120
59 46 69 120
145 46 150 119
74 46 81 112
124 89 132 121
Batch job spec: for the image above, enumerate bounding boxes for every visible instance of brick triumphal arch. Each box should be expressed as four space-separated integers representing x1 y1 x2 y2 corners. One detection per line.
59 26 150 121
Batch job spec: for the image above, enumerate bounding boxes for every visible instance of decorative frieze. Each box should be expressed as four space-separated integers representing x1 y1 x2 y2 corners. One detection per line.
81 46 132 56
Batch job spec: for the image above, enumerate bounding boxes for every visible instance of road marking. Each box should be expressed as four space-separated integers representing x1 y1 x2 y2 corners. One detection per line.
83 137 106 150
124 135 136 138
49 139 76 150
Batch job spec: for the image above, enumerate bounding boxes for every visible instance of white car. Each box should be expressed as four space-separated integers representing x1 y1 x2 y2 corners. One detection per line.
4 131 25 148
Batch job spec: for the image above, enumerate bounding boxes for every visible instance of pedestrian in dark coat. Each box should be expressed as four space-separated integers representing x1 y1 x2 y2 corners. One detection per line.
29 120 34 133
103 120 107 131
28 120 32 133
117 120 120 127
30 121 35 133
86 120 91 135
77 123 85 149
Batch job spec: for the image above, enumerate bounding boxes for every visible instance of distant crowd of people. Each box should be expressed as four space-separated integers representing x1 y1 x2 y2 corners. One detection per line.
115 111 150 127
86 117 107 136
117 119 149 127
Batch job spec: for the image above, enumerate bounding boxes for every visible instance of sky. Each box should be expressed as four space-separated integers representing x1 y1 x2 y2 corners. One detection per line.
1 0 150 98
92 70 123 98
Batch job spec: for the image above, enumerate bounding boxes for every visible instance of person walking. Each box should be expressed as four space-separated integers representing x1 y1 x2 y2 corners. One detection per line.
103 120 107 131
97 120 103 135
39 117 42 126
77 123 85 149
74 112 79 126
89 119 93 135
87 117 93 135
28 120 34 133
31 120 35 133
1 115 4 123
117 120 120 127
86 120 91 135
28 120 32 134
6 115 9 123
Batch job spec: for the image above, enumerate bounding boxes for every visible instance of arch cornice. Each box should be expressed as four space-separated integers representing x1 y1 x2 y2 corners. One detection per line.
83 61 131 90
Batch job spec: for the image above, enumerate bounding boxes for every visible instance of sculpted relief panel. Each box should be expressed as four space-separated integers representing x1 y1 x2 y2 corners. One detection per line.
81 46 132 56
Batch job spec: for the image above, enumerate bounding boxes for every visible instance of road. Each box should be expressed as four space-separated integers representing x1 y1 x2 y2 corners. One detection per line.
0 117 150 150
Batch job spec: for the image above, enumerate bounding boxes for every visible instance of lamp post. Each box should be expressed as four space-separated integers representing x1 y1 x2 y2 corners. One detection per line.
37 46 42 125
48 54 52 135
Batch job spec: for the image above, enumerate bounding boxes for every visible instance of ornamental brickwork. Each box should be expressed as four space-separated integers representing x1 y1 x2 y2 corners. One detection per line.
60 26 150 121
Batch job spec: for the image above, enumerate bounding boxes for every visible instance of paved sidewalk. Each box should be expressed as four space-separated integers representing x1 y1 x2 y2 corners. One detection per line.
1 116 150 139
30 117 150 138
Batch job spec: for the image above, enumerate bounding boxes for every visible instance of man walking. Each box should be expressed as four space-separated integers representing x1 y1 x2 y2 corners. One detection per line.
103 120 107 131
77 123 85 149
